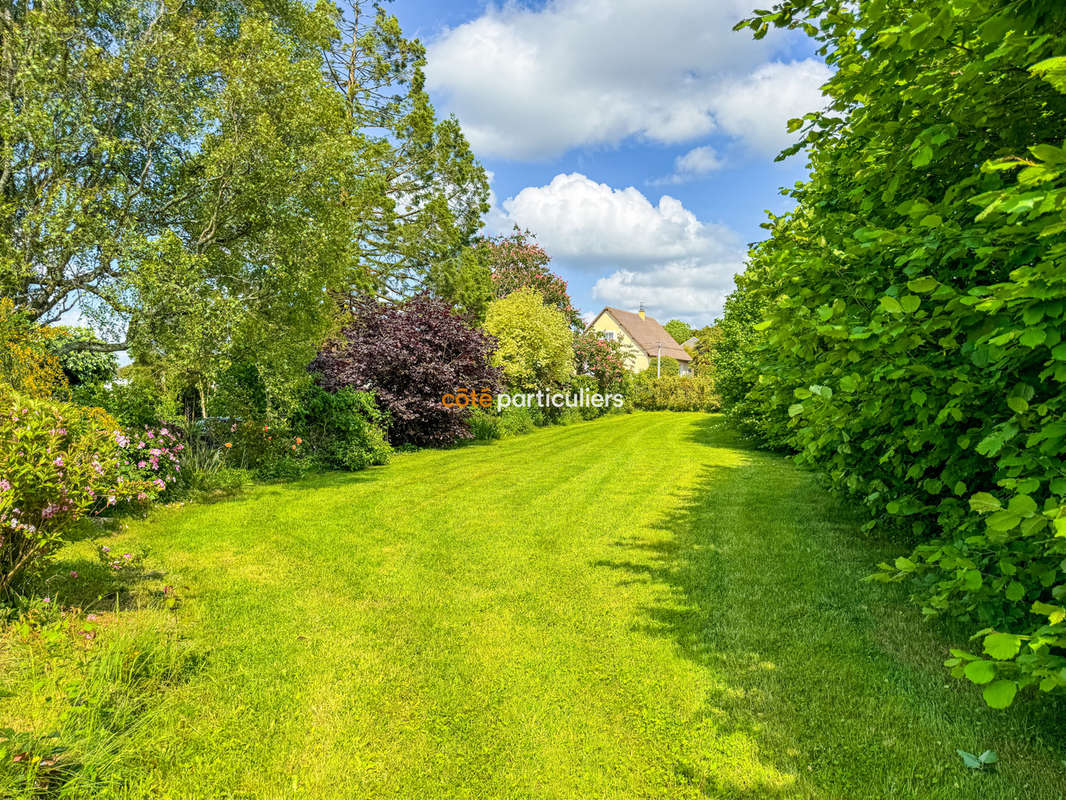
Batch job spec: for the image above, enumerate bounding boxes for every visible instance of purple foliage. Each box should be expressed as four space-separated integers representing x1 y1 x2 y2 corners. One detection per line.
311 295 502 446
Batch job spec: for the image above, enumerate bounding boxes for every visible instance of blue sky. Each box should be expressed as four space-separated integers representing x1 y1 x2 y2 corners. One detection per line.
392 0 829 328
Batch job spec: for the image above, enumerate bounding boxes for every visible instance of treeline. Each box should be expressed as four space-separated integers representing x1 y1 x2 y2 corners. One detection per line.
717 0 1066 706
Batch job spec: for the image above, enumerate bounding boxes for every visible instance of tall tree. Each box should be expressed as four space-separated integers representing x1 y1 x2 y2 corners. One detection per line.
323 2 490 307
485 230 583 330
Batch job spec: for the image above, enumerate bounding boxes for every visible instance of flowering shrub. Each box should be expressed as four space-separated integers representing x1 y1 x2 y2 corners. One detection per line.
0 389 157 596
484 231 583 330
116 426 184 501
573 331 630 391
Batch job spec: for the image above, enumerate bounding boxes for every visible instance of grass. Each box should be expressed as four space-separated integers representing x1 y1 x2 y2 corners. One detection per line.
2 412 1065 798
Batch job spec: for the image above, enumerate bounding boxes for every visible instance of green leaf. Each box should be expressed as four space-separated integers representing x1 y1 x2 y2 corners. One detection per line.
963 659 996 685
969 492 1002 513
957 749 982 769
895 556 916 572
900 294 921 313
1007 494 1037 517
978 750 998 765
880 296 903 314
1019 328 1046 348
788 403 804 418
983 680 1018 709
983 633 1022 660
1006 396 1029 414
1004 581 1025 602
906 276 939 293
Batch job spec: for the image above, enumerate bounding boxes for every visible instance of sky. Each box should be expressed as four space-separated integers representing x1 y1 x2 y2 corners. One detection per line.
391 0 830 328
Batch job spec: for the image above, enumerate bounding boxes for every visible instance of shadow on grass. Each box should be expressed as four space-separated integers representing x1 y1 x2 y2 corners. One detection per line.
595 415 1066 799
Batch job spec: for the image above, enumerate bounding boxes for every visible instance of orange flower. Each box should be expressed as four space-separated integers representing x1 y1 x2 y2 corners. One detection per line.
224 442 232 448
295 437 302 445
291 444 297 451
263 424 269 431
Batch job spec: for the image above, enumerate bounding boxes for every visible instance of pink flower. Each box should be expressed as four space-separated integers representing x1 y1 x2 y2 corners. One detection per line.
41 504 59 519
53 456 64 467
137 460 147 469
42 596 50 603
107 495 116 506
70 570 78 578
0 479 10 491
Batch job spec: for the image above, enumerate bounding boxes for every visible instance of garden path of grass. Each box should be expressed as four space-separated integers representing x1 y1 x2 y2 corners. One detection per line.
24 413 1066 797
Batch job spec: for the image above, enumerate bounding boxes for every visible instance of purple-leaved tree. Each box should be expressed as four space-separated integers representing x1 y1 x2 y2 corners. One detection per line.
311 295 502 446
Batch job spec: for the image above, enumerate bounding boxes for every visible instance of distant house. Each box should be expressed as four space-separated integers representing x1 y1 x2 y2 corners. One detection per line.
588 306 692 376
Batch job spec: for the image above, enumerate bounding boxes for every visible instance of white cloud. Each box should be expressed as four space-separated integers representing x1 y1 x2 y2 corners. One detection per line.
592 264 738 325
653 145 725 185
426 0 829 160
499 173 740 265
708 59 831 154
494 172 744 321
676 145 724 175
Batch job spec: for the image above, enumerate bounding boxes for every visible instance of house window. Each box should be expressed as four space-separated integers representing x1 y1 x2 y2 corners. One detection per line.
604 331 615 341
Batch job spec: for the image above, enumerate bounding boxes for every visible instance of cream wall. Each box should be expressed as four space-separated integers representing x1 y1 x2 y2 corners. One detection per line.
589 312 649 373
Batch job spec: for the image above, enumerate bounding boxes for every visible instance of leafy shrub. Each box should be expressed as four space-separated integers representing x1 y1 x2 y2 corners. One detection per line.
641 356 680 377
290 385 391 470
468 408 501 441
725 0 1066 705
632 375 719 412
498 407 536 438
46 328 118 388
0 390 156 595
312 294 502 447
0 299 67 399
116 425 184 502
573 332 630 392
484 288 575 391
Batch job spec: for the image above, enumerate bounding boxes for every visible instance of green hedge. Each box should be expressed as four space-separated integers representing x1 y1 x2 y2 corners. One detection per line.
723 0 1066 706
631 375 719 413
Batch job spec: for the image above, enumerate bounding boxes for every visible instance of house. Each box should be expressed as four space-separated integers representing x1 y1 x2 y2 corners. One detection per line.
588 306 693 376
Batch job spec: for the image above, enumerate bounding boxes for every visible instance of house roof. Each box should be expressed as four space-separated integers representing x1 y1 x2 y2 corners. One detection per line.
592 307 692 361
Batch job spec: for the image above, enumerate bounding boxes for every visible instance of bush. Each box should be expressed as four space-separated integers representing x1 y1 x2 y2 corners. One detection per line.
484 288 575 391
0 299 67 399
290 385 391 471
573 332 629 392
641 356 680 377
726 1 1066 705
115 425 184 502
312 294 502 447
498 407 536 437
0 390 156 596
468 408 501 441
632 375 719 412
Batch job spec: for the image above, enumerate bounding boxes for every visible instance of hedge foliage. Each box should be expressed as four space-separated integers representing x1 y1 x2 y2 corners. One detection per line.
632 376 719 413
723 0 1066 705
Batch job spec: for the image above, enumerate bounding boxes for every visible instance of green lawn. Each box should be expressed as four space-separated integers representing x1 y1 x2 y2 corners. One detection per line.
3 412 1065 798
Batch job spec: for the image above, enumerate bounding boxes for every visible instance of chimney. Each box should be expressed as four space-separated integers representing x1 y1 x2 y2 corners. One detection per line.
638 303 646 320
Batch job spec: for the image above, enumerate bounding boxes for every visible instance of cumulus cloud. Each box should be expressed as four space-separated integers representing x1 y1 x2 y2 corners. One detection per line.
592 265 738 325
426 0 829 160
652 145 725 185
495 173 745 321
